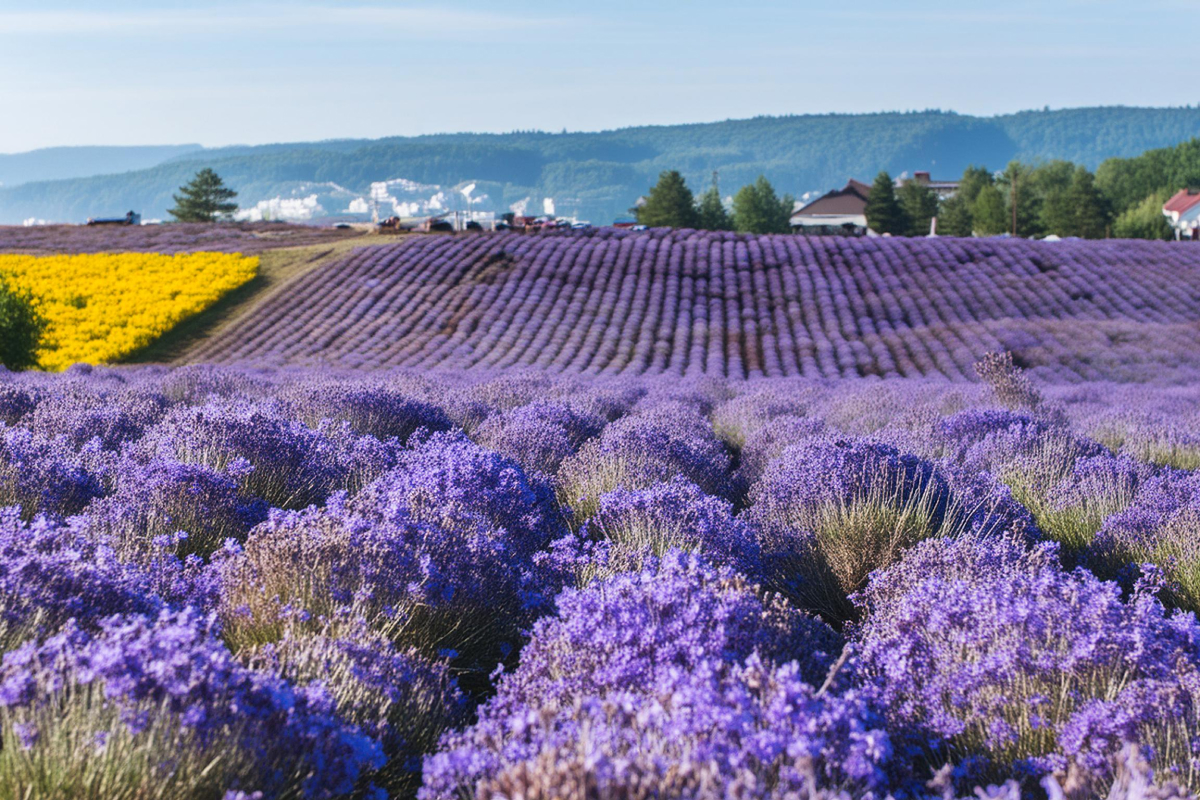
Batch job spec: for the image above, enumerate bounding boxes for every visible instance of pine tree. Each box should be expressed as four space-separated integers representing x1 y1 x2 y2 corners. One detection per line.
635 170 698 229
864 171 907 235
168 168 239 223
957 165 993 205
998 162 1041 237
732 176 793 234
898 180 939 236
697 183 733 231
1067 167 1110 239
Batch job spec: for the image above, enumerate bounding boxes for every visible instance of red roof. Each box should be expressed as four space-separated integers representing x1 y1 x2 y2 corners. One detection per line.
1164 188 1200 214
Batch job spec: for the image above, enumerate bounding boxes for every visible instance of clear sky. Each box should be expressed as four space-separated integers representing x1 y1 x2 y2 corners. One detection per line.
0 0 1189 154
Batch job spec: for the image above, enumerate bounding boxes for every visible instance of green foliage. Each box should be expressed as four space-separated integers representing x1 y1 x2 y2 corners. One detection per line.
957 165 993 204
997 162 1042 237
1113 191 1173 240
731 175 793 234
635 170 698 229
1066 167 1111 238
1097 137 1200 215
168 168 238 223
898 180 939 236
971 184 1008 235
938 193 974 237
864 172 907 235
0 278 47 371
696 184 733 231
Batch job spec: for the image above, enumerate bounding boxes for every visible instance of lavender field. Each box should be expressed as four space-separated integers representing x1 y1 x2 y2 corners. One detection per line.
0 222 362 255
1 355 1199 800
189 230 1200 383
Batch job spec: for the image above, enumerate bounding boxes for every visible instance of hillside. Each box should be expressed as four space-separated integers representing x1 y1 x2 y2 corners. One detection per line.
0 144 203 190
5 106 1200 225
182 229 1200 383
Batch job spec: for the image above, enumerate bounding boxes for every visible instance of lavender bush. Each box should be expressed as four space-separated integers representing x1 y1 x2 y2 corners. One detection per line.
0 361 1197 798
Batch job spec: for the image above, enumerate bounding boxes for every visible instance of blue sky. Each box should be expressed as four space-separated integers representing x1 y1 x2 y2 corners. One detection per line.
0 0 1188 153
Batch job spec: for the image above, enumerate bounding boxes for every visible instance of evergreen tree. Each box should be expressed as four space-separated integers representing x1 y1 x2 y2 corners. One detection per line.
864 171 907 235
732 176 793 234
1040 186 1075 236
1067 167 1110 239
0 278 47 371
898 180 939 236
938 193 974 237
635 170 699 229
971 184 1008 235
1112 191 1172 240
696 184 733 231
168 168 239 223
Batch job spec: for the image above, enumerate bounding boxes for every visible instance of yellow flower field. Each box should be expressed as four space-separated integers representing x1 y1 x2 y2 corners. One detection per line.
0 252 257 371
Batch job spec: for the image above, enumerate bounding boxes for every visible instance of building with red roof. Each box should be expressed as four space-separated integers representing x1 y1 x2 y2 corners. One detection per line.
1163 188 1200 239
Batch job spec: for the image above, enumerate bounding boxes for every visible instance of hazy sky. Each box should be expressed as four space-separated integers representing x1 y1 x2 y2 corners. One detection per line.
0 0 1189 153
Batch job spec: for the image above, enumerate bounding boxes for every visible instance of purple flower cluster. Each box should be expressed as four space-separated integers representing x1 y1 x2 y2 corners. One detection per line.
855 535 1200 786
0 364 1198 798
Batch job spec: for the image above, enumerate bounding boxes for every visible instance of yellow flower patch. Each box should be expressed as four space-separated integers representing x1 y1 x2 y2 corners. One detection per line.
0 252 257 371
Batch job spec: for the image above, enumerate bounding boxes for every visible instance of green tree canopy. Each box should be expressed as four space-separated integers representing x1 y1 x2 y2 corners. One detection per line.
1067 167 1111 239
732 175 793 234
168 168 239 223
971 184 1008 236
696 184 733 231
997 162 1041 237
1112 191 1172 240
0 278 47 371
635 170 698 229
864 171 907 235
957 165 994 205
898 180 939 236
938 193 974 237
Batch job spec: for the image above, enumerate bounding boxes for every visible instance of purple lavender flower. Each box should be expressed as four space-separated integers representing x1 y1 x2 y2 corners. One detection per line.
473 400 605 476
854 535 1200 789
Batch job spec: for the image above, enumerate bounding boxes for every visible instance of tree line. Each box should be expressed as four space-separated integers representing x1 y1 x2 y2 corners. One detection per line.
865 136 1200 240
634 171 794 233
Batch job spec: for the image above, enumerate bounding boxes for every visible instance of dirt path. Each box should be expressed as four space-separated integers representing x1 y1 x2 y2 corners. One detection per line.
122 235 404 365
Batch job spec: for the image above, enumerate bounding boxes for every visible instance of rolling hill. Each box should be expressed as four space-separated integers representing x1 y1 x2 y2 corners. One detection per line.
182 229 1200 383
4 106 1200 225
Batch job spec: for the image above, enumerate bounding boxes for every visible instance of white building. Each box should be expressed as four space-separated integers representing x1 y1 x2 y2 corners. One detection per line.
1163 189 1200 240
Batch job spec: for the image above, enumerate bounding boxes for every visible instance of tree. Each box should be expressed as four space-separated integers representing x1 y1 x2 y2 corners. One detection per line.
997 162 1041 237
1067 167 1111 239
863 171 907 235
938 193 974 237
971 184 1008 235
635 170 698 229
732 175 793 234
957 165 994 205
0 278 47 371
168 168 239 223
1112 191 1172 240
898 180 939 236
696 184 733 231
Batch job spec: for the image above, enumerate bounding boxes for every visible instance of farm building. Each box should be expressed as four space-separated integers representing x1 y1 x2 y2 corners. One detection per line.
789 179 873 235
894 170 960 199
1163 188 1200 239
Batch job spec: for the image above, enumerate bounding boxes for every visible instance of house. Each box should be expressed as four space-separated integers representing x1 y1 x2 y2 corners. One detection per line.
895 171 959 199
1163 189 1200 239
789 179 873 235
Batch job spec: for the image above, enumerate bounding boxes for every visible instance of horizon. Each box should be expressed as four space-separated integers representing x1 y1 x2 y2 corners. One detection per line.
4 103 1197 156
1 0 1188 153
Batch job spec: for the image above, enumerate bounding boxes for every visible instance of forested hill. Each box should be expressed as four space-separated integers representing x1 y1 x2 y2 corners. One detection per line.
4 106 1200 225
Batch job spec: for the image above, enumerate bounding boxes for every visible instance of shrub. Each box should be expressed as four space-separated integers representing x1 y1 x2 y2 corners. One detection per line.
0 277 47 372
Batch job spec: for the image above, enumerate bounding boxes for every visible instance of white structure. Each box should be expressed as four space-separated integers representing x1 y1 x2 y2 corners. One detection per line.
1163 189 1200 240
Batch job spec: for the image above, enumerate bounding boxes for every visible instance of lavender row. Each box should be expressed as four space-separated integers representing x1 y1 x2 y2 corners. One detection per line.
0 222 362 255
190 229 1200 381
